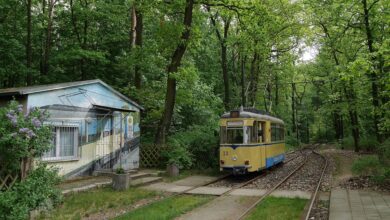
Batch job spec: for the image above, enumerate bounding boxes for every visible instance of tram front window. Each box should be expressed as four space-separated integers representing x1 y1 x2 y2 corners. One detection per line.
226 128 244 144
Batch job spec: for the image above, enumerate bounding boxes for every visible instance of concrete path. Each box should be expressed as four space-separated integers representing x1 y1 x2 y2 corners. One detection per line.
176 195 258 220
173 175 220 186
330 189 390 220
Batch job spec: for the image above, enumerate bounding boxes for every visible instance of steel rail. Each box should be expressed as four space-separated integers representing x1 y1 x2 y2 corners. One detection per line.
303 151 328 220
118 173 231 216
237 149 311 220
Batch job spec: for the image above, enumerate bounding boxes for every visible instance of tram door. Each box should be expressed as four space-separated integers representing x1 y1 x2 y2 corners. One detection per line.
257 121 266 168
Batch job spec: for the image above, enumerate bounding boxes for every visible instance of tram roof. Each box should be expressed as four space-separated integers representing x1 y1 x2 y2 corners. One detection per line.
221 110 284 124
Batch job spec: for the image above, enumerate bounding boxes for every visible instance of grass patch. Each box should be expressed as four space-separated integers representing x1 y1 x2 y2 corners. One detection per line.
162 168 222 182
246 196 307 220
39 187 158 219
115 195 213 220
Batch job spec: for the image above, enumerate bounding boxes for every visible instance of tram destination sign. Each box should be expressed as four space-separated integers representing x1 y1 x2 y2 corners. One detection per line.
227 121 243 127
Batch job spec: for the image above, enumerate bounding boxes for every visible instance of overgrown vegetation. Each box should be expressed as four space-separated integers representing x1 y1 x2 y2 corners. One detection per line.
39 187 158 219
246 196 308 220
115 195 213 220
0 101 62 219
352 139 390 184
0 164 61 219
0 0 388 168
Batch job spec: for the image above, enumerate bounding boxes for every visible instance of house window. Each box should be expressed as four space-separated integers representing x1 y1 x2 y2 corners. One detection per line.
43 126 79 160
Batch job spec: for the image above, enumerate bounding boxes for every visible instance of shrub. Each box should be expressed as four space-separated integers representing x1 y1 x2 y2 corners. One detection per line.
359 136 379 152
286 136 300 149
0 163 62 219
352 155 381 176
340 136 354 150
0 101 52 178
161 140 193 169
377 138 390 166
168 123 219 169
351 155 390 184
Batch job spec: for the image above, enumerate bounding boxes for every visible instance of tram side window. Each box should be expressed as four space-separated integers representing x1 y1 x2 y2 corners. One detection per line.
280 125 285 141
251 122 258 143
220 126 227 144
258 122 264 143
271 124 285 142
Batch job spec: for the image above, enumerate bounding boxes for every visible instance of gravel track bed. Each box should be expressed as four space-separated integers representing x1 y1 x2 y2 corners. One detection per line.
278 152 324 192
308 153 334 220
242 154 306 189
208 150 304 188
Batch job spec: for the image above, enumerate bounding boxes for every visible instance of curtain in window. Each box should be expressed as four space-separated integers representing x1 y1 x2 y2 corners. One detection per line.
59 127 75 157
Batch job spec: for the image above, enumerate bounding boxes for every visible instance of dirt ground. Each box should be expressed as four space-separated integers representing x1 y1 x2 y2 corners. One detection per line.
318 145 357 186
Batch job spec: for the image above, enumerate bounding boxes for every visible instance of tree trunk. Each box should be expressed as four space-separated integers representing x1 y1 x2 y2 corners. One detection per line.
241 54 246 107
41 0 56 76
249 53 258 106
155 0 194 145
208 11 231 110
20 157 33 180
134 9 143 89
292 83 296 133
344 84 360 152
221 18 231 110
26 0 32 85
361 0 381 142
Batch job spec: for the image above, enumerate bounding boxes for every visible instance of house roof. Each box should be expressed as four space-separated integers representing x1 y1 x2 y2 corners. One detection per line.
0 79 144 110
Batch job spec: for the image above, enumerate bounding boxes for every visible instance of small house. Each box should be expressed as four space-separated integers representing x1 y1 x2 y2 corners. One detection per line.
0 79 143 178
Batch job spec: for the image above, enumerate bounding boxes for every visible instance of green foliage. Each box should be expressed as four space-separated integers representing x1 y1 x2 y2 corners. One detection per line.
161 141 193 169
285 135 300 149
0 101 52 174
352 155 390 184
377 138 390 166
115 167 125 174
0 163 62 219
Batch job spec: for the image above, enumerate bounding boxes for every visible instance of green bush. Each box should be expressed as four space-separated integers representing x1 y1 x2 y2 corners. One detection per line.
286 136 300 149
340 136 354 150
168 123 219 169
377 138 390 166
351 155 390 184
0 163 62 219
351 155 381 176
359 136 379 152
161 140 193 169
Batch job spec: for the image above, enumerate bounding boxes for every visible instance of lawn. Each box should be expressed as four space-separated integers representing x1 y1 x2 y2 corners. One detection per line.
39 187 159 219
115 195 213 220
245 196 308 220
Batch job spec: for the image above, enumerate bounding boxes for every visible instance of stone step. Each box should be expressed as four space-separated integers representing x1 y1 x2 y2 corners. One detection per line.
130 176 163 187
62 180 111 195
130 172 151 180
93 169 138 177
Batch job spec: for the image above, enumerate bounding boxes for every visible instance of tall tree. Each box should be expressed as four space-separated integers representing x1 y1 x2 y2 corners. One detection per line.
155 0 194 145
26 0 32 85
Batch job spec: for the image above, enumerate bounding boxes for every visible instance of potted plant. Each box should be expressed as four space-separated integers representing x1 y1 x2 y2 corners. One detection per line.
112 167 130 190
163 143 193 177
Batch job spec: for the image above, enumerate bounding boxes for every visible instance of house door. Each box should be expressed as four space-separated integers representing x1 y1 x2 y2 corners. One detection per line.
95 116 114 170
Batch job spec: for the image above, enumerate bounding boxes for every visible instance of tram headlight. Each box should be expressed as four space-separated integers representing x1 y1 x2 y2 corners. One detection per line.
220 160 225 165
245 160 250 165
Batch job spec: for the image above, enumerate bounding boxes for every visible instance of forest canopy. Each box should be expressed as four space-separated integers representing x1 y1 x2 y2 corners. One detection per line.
0 0 388 154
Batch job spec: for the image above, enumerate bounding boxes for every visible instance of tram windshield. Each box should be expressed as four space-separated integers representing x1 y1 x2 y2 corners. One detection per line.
226 128 243 144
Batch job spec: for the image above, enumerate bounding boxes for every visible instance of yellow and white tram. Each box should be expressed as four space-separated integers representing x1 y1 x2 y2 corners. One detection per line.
219 107 285 174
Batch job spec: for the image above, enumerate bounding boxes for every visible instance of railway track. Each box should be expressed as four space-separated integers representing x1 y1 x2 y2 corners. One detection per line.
237 146 328 220
117 146 322 219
